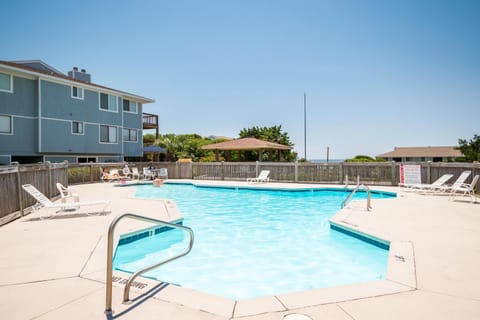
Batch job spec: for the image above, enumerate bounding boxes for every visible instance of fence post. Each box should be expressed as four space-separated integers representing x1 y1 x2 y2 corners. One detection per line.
339 162 344 184
294 161 298 182
13 162 24 217
89 163 94 183
427 161 432 184
221 161 225 180
391 161 396 186
255 161 259 177
46 161 52 198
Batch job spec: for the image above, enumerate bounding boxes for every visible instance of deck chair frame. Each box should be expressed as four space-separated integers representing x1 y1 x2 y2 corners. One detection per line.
22 184 110 213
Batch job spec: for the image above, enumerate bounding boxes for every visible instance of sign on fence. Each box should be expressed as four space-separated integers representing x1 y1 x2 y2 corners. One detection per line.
399 164 421 185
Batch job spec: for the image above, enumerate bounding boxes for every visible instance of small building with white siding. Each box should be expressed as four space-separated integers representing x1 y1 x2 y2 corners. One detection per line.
377 146 463 162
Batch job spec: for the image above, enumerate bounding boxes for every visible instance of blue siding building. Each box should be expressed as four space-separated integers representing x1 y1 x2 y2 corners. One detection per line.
0 60 154 164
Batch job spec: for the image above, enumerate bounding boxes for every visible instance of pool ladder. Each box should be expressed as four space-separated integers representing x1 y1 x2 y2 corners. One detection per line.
341 184 372 211
105 213 194 315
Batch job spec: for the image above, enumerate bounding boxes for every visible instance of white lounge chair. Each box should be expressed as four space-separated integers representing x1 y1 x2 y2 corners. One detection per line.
22 184 110 213
122 165 132 178
158 168 168 179
101 168 121 182
449 174 479 203
56 183 80 210
441 170 471 192
143 168 154 180
131 167 142 180
403 174 453 192
247 170 270 183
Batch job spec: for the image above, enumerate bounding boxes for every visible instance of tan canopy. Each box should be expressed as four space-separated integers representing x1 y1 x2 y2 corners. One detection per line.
202 137 292 161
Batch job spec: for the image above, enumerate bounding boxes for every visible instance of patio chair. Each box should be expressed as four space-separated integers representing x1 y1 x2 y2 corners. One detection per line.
56 183 80 210
449 174 479 203
143 168 154 180
158 168 168 179
247 170 270 183
122 165 132 178
441 171 472 192
103 169 127 182
131 167 142 180
22 184 110 213
403 174 453 192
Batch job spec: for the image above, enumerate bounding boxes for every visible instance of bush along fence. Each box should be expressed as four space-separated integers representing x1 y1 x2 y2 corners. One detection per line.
1 161 479 226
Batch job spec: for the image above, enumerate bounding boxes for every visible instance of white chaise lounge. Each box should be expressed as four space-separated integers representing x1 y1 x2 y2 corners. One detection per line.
449 174 479 203
22 184 110 213
402 173 453 192
247 170 270 183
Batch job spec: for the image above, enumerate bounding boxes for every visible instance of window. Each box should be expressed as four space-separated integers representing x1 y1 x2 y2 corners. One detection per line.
99 93 118 112
100 125 117 143
0 72 13 93
0 115 12 134
72 121 84 135
71 86 84 99
122 128 137 142
77 157 97 163
123 99 137 113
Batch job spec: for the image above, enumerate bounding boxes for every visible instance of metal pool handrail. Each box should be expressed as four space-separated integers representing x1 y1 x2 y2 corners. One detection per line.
105 213 194 315
341 184 372 211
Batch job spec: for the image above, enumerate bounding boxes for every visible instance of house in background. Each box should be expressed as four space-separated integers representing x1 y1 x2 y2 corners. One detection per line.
0 60 156 164
377 146 463 162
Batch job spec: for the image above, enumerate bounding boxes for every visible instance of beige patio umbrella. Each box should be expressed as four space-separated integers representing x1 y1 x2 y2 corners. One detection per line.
202 137 292 161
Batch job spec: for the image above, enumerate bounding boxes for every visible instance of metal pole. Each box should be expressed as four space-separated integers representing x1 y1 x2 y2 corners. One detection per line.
304 92 307 161
327 146 329 163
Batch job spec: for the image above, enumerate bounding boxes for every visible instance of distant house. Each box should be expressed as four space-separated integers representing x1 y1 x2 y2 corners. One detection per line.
0 60 156 164
377 146 463 162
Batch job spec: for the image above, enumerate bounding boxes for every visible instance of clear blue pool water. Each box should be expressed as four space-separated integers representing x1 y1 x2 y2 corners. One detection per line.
113 183 395 300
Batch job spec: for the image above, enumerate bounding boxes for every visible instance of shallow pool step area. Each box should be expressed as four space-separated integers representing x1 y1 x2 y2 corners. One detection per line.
329 220 417 290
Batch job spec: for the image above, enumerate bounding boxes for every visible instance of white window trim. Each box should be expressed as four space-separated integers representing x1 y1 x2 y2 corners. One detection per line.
71 86 84 100
123 99 138 114
98 93 118 113
122 128 138 143
71 121 85 135
99 124 118 144
0 72 13 93
0 114 13 135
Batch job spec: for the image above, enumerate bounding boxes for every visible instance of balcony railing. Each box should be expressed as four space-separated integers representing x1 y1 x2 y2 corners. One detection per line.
142 112 158 129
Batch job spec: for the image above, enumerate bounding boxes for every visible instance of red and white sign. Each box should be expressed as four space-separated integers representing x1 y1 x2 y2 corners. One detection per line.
400 164 421 185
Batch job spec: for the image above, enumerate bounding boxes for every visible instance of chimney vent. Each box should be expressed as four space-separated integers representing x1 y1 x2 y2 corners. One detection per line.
68 67 91 83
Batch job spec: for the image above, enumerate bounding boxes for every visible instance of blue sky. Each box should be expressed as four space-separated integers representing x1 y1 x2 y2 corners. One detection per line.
2 0 479 159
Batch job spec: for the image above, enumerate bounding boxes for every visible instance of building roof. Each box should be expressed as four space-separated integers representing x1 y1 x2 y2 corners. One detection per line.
0 60 154 104
11 60 66 75
377 146 463 158
202 137 293 151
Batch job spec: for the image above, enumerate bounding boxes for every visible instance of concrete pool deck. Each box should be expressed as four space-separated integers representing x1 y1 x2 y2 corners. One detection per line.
0 180 479 319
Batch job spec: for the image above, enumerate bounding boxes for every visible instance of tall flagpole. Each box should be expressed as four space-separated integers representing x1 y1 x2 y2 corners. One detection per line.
304 92 307 160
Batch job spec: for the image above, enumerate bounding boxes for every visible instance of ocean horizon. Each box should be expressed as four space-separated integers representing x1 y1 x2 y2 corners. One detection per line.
310 159 344 163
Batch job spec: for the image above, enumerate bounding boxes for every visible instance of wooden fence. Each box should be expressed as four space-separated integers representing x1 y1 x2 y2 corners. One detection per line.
0 161 68 225
1 161 479 226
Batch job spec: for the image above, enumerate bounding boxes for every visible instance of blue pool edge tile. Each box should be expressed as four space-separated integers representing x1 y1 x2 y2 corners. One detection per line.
329 221 390 250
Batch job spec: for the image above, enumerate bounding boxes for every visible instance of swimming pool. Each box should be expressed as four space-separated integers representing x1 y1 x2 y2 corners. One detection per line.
113 183 395 300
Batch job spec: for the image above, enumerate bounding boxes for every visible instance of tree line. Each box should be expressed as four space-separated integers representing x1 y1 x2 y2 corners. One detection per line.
143 125 296 162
